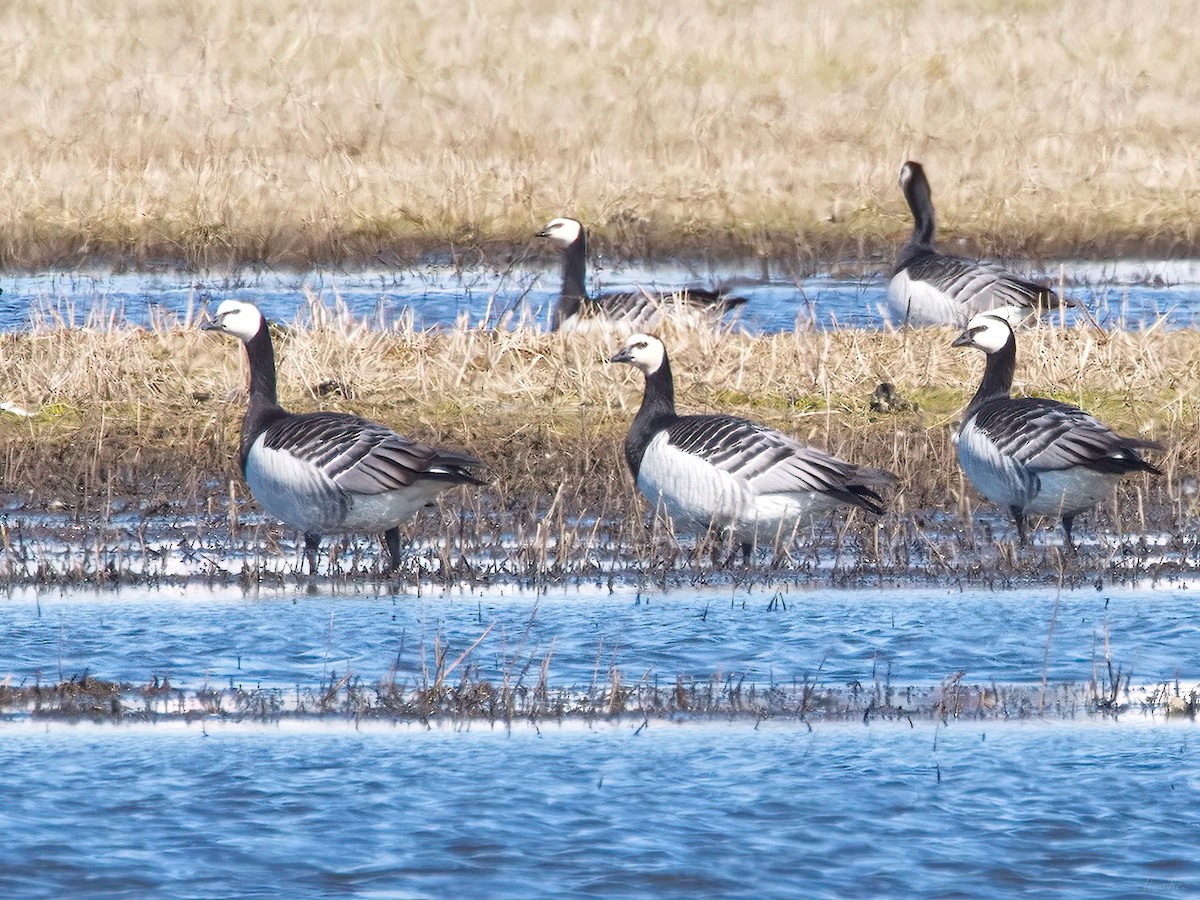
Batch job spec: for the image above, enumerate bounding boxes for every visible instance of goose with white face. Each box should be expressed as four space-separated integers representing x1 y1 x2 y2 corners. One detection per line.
951 311 1014 354
536 216 583 249
204 298 264 342
608 332 667 374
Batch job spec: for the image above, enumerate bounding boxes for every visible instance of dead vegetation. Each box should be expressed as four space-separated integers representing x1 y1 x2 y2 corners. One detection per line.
2 1 1200 268
0 299 1195 584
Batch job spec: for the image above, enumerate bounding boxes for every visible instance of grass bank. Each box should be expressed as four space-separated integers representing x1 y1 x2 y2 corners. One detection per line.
0 305 1194 585
2 1 1199 269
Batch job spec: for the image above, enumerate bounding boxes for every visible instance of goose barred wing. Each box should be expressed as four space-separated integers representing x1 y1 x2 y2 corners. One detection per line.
262 413 481 494
586 290 660 329
907 253 1056 312
972 398 1158 474
665 415 889 507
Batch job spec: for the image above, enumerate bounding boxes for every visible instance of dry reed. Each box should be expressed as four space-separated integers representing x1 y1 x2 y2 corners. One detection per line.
0 301 1194 583
1 1 1199 268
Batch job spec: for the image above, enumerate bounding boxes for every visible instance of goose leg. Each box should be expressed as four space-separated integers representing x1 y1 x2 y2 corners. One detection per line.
1061 515 1077 553
303 532 321 574
383 526 401 572
1010 507 1028 546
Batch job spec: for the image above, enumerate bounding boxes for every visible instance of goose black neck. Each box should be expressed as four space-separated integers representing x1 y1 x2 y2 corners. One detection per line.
560 228 588 300
905 166 936 247
245 322 279 405
238 321 287 469
624 353 677 475
966 333 1017 417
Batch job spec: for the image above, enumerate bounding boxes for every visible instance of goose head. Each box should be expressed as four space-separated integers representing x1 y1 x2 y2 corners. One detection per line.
203 298 267 343
536 216 584 248
952 311 1015 355
899 160 926 192
610 333 667 375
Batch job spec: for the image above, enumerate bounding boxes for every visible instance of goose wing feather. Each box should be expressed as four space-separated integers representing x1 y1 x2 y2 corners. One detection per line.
971 398 1158 473
664 414 885 500
905 252 1054 311
261 412 480 495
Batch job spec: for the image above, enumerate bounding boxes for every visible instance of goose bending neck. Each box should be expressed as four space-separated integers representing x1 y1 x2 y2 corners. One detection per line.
966 336 1016 417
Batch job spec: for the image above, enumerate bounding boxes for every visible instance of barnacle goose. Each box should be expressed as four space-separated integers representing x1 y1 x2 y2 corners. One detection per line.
538 216 747 333
887 161 1068 327
610 333 895 559
953 311 1161 548
204 299 484 572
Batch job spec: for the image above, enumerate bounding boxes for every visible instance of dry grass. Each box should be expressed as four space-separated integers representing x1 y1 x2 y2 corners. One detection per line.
0 302 1195 584
1 1 1199 268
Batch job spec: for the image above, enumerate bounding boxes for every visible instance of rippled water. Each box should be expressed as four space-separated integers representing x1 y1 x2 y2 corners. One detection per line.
1 718 1197 897
2 260 1199 896
3 257 1200 333
3 581 1198 693
3 581 1199 895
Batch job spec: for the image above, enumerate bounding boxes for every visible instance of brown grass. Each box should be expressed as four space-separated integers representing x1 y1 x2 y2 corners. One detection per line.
1 1 1199 268
0 303 1194 584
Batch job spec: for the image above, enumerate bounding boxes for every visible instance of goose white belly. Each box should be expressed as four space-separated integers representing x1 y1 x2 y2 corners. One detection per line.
888 271 1037 328
245 440 347 533
1022 468 1121 518
245 439 451 535
958 424 1120 517
956 425 1035 511
887 271 962 327
636 434 832 543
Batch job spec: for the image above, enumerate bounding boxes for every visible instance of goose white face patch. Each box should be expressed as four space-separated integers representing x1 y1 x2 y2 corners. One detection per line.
962 312 1013 354
210 299 264 342
618 333 667 374
540 217 582 247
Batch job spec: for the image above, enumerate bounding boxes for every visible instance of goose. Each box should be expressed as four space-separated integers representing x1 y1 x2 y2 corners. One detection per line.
203 299 484 572
609 333 895 559
952 311 1161 548
887 161 1068 327
537 216 747 333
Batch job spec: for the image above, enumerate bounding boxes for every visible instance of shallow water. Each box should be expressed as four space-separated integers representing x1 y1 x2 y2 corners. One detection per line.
2 259 1199 896
1 718 1197 898
2 581 1197 695
3 258 1200 333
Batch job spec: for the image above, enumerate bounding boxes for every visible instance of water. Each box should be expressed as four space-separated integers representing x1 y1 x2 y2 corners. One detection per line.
2 581 1197 694
2 260 1199 896
1 718 1197 897
3 258 1200 333
2 581 1198 896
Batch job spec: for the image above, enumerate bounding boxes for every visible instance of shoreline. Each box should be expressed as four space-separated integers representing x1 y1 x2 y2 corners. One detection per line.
4 229 1200 277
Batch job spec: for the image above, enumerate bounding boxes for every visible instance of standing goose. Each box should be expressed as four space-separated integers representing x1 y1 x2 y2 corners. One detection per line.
887 161 1067 327
204 299 484 572
538 216 747 333
609 333 895 559
953 311 1161 548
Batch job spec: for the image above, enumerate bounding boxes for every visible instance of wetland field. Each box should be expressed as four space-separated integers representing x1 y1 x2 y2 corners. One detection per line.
4 1 1200 896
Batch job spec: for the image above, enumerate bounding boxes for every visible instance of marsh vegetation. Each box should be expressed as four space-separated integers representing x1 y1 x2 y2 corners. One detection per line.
2 1 1198 268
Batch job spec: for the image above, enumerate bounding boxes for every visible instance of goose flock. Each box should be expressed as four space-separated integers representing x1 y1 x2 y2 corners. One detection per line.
195 161 1164 570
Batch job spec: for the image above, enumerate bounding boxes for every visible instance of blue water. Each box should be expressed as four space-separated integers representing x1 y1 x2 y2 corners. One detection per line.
0 719 1197 897
3 259 1199 897
3 258 1200 333
2 582 1197 694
